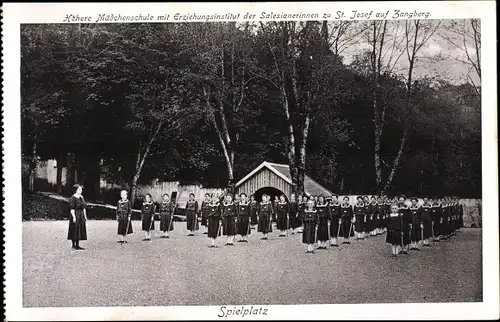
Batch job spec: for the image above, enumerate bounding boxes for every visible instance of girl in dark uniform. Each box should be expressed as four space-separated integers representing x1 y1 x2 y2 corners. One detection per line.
297 195 306 234
276 194 289 237
303 200 318 253
116 189 133 244
236 193 251 242
398 196 411 254
272 196 279 223
354 196 365 240
376 196 384 235
222 194 237 245
159 193 175 239
68 184 87 250
386 204 402 256
289 193 299 234
369 196 378 236
431 198 442 242
200 193 211 235
340 196 354 244
207 194 222 248
141 193 155 241
441 198 450 240
384 196 392 234
257 194 274 240
315 196 329 249
363 196 372 238
328 195 341 246
249 195 258 229
409 197 422 251
185 193 199 236
420 197 433 247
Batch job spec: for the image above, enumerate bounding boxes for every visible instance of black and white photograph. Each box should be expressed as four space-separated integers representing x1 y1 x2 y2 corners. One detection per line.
3 1 499 321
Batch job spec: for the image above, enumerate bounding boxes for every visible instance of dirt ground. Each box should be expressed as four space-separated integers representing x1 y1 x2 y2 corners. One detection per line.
23 221 482 307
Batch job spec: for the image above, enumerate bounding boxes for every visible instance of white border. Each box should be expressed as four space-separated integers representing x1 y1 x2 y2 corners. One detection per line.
3 1 499 321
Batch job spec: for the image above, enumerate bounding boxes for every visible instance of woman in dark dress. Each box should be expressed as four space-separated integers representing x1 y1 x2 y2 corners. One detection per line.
340 196 354 244
67 184 87 250
398 196 411 254
328 195 341 246
354 196 365 240
236 193 251 242
257 193 274 240
420 197 433 247
116 189 133 244
288 193 299 234
222 194 237 245
185 193 200 236
297 195 306 234
431 198 442 241
249 195 258 229
386 204 402 256
315 196 329 249
141 193 156 241
275 194 289 237
207 194 222 248
409 197 422 250
159 193 175 239
302 200 318 253
200 193 211 235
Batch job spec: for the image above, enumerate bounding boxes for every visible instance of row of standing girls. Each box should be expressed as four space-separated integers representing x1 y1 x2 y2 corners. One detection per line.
113 189 465 254
385 195 465 256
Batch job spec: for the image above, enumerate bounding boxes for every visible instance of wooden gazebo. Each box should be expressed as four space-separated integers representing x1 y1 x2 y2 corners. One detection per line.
234 161 333 200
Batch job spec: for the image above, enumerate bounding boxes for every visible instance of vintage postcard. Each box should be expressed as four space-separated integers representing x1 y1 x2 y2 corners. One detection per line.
2 1 499 321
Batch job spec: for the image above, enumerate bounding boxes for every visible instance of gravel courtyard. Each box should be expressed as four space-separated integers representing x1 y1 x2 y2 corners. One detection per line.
23 221 482 307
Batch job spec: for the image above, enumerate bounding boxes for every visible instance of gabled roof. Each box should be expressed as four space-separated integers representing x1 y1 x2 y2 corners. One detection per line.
235 161 334 197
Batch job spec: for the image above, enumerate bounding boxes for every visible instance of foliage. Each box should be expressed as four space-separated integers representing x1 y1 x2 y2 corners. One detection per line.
21 21 481 199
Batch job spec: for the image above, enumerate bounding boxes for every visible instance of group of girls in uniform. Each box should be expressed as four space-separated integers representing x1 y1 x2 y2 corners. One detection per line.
386 195 465 256
111 189 465 255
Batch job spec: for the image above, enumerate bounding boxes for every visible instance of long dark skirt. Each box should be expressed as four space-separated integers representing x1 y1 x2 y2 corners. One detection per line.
441 217 450 235
186 210 199 231
117 215 133 235
67 210 87 241
258 215 273 233
142 214 155 231
422 218 432 239
160 213 174 232
459 216 464 228
316 217 329 242
402 223 411 245
201 213 208 227
276 212 288 230
223 216 237 236
410 221 422 242
365 215 373 231
340 218 354 238
250 210 258 225
302 222 316 244
237 216 251 236
354 215 364 232
433 219 442 237
330 218 341 239
289 212 301 229
207 217 221 238
386 228 402 245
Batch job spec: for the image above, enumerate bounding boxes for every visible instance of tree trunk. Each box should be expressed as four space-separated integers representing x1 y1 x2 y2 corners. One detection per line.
130 121 163 206
28 140 38 192
383 127 408 192
130 172 141 208
56 154 64 195
296 113 311 195
65 153 76 196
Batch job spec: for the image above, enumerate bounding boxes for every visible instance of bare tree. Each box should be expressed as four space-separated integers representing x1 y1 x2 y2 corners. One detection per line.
383 20 442 192
439 19 481 96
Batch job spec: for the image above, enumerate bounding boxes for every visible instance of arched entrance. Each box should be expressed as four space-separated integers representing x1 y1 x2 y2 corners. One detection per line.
253 186 288 203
